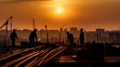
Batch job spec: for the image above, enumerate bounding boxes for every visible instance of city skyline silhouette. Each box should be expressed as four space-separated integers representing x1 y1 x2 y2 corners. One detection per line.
0 0 120 67
0 0 120 31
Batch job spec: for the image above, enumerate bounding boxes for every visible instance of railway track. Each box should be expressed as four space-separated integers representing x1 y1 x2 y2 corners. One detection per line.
0 45 46 66
0 45 66 67
37 46 66 67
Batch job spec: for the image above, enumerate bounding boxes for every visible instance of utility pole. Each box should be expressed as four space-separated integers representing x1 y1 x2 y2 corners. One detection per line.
40 30 42 42
45 25 48 43
59 28 62 43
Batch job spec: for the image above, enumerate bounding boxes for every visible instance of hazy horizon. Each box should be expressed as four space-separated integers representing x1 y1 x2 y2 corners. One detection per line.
0 0 120 31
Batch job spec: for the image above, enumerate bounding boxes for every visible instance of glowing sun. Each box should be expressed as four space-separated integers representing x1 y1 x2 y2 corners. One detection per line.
56 8 62 14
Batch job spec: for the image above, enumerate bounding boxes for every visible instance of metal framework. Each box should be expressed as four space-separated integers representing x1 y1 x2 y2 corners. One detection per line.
0 16 13 46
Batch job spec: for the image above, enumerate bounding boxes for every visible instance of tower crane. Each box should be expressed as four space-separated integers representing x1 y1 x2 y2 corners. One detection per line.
0 16 13 46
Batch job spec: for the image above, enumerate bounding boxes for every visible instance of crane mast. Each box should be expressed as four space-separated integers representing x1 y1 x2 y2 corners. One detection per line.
0 16 13 46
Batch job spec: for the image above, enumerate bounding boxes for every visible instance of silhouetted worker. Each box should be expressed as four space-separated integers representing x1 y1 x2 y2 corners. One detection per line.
66 32 74 47
79 28 84 45
10 29 18 47
29 29 37 47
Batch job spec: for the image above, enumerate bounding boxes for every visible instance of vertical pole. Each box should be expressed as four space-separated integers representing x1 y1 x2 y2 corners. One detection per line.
10 16 13 46
5 23 8 47
45 25 48 43
59 28 61 43
11 19 12 31
59 32 61 43
40 31 42 42
9 16 13 31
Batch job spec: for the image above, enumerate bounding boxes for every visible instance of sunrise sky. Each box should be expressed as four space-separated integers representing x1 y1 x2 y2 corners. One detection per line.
0 0 120 31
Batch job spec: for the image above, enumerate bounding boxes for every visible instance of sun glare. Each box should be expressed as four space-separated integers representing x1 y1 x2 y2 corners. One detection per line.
56 8 62 14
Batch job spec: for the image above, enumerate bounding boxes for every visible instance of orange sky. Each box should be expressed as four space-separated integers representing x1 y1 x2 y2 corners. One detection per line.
0 0 120 31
